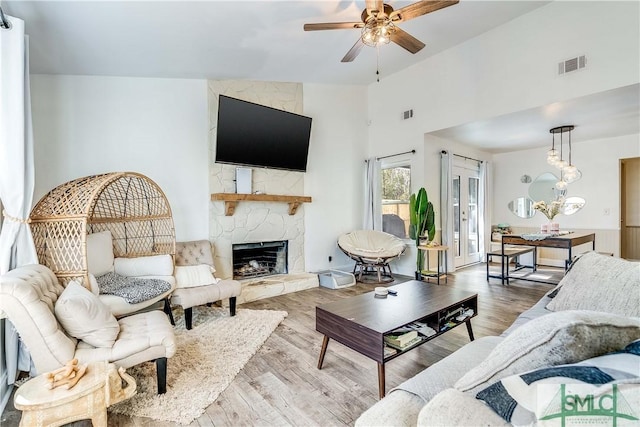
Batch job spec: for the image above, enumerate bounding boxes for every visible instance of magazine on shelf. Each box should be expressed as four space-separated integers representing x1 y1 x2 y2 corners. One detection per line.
384 330 418 347
384 335 423 351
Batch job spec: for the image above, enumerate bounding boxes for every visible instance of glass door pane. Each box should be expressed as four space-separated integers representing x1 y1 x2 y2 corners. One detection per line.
467 177 479 257
453 175 460 257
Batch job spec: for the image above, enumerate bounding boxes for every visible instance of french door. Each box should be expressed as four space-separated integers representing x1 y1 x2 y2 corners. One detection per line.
453 165 481 267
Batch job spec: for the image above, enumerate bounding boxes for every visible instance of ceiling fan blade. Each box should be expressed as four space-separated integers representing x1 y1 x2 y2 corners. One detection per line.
391 27 426 54
341 39 365 62
365 0 384 15
304 22 364 31
390 0 459 23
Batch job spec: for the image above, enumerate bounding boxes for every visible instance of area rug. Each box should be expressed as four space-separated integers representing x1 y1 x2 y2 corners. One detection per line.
109 306 288 424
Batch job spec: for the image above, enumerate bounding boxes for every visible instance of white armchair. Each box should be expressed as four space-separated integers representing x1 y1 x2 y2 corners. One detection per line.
170 240 241 330
0 264 176 393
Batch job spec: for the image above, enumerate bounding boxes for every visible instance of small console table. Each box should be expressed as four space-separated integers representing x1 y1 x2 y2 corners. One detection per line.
417 245 449 285
211 193 312 216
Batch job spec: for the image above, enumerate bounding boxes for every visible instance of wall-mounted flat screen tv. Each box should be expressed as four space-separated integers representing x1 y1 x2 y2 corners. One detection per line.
215 95 313 172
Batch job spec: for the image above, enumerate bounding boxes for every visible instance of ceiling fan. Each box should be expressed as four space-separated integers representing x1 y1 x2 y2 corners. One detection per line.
304 0 459 62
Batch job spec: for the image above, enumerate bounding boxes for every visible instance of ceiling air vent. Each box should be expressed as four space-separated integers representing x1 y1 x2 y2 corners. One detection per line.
558 55 586 75
403 109 414 120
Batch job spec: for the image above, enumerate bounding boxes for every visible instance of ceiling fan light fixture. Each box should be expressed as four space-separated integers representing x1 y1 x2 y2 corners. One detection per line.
361 17 395 47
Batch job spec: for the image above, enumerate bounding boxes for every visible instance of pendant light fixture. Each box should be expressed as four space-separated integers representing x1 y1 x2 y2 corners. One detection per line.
549 125 579 190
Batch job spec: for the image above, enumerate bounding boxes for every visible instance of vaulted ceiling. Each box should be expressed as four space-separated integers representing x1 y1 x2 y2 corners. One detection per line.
4 0 548 85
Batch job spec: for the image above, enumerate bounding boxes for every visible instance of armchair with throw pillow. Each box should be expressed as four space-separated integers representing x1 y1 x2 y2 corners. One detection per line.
0 264 176 394
170 240 242 330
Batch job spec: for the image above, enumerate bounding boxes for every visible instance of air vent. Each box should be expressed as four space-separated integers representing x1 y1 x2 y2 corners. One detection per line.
402 109 414 120
558 55 586 75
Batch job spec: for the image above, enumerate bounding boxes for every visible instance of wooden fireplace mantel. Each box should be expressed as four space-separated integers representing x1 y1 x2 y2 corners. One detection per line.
210 193 312 216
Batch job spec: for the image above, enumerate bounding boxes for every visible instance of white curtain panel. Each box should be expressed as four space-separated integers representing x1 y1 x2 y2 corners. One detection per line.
363 158 382 230
440 151 455 272
0 14 38 407
478 161 491 262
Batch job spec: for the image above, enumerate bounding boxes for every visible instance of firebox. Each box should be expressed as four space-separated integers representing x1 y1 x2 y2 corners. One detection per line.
232 240 288 280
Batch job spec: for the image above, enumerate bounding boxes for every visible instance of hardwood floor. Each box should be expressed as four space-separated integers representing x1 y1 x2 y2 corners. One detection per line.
1 264 551 427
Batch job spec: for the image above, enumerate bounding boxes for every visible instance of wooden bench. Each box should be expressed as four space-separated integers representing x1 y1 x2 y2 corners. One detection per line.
486 246 536 284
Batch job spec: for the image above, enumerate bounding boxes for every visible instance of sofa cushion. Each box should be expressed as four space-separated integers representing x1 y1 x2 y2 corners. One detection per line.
86 231 115 277
546 251 640 317
54 281 120 348
475 339 640 425
455 310 640 395
174 264 219 289
113 254 174 277
417 388 510 427
394 336 503 401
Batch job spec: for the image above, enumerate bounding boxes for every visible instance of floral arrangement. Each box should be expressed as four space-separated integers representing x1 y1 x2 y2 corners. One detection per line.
533 199 563 221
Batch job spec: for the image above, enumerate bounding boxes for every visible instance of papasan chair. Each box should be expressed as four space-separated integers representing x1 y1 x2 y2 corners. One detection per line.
338 230 407 283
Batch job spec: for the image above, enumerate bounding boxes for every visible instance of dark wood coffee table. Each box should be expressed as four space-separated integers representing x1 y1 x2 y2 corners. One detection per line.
316 280 478 398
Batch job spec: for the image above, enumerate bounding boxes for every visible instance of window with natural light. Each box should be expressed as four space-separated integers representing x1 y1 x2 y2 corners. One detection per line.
381 165 411 238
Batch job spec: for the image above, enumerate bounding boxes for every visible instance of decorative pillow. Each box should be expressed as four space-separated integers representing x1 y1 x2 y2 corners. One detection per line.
476 339 640 426
174 265 220 288
113 254 174 277
54 281 120 348
97 271 172 304
86 231 115 277
455 310 640 395
546 251 640 317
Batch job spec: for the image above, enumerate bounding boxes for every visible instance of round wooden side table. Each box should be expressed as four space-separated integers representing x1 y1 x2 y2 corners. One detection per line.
14 362 110 427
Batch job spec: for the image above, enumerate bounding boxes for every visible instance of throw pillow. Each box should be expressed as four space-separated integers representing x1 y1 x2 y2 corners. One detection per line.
174 265 220 288
476 339 640 426
113 254 174 277
455 310 640 395
54 280 120 348
86 231 115 277
546 251 640 317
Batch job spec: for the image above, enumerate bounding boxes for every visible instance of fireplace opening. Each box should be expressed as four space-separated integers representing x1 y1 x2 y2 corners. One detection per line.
232 240 288 280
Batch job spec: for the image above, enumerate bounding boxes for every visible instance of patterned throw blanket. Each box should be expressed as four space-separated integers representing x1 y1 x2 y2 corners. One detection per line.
96 272 171 304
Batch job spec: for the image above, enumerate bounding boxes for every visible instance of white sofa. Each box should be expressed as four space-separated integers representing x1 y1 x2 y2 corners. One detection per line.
355 251 640 426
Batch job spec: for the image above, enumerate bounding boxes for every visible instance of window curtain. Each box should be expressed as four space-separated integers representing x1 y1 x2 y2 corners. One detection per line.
0 14 38 412
478 161 491 262
440 152 455 272
363 158 382 230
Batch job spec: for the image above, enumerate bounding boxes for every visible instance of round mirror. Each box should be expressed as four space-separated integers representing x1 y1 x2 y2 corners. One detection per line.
560 196 586 215
508 197 535 218
529 172 562 203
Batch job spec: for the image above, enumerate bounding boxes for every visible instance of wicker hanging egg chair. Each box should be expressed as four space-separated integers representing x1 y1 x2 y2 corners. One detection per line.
30 172 175 288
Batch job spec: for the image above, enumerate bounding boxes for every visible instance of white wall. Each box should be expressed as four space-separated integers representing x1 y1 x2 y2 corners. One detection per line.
303 84 369 272
493 133 640 229
29 75 369 273
30 75 209 241
368 2 639 147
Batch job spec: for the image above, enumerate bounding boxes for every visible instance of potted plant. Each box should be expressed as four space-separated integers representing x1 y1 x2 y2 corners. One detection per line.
409 187 436 280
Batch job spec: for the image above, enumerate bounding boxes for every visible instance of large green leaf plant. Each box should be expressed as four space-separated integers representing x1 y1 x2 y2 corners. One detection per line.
409 188 436 274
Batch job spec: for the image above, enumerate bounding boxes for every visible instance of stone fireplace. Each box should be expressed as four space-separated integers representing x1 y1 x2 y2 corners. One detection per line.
232 240 288 280
208 79 318 304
